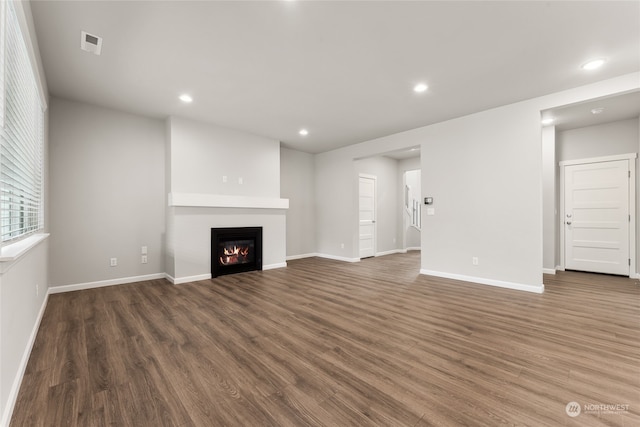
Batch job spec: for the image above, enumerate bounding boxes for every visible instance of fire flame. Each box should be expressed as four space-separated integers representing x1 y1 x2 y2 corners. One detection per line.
219 245 250 265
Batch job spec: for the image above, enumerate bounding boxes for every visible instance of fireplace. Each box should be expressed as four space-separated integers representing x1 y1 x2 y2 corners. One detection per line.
211 227 262 277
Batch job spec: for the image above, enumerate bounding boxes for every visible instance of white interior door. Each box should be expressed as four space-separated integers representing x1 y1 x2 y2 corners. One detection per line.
359 175 376 259
564 159 629 275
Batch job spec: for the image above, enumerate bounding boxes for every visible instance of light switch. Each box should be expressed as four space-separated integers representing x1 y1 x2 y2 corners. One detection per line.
427 208 435 216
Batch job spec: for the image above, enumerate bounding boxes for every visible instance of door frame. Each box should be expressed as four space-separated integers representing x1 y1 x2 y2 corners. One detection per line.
359 173 377 258
559 153 637 277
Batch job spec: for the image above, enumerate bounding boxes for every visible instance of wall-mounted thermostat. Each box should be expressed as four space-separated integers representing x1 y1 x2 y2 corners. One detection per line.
424 197 433 205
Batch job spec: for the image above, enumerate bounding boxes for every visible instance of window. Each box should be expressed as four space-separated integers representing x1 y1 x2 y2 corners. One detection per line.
0 0 45 243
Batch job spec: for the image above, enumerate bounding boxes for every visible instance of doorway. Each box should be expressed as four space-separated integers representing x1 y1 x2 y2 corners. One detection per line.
560 154 636 276
403 169 421 250
359 174 376 259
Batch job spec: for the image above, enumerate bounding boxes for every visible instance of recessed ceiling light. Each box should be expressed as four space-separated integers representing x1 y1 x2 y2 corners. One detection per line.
541 118 555 125
581 58 607 70
591 107 605 115
413 83 428 93
179 94 193 103
299 129 309 136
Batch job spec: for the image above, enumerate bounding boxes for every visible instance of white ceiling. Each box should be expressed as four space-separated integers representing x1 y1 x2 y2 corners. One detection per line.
30 1 640 154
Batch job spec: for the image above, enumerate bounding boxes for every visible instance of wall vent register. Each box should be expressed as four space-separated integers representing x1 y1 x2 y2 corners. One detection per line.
80 31 103 55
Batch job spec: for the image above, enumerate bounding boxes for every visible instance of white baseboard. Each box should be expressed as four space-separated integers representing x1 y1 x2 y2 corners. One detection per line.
420 269 544 294
406 247 421 251
48 273 167 294
1 291 49 427
286 253 318 261
169 273 212 285
316 253 361 263
375 249 406 257
170 263 287 284
263 262 287 270
542 268 556 275
555 265 565 272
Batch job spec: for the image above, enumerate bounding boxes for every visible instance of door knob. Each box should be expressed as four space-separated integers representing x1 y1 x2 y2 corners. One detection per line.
566 214 572 218
567 221 572 225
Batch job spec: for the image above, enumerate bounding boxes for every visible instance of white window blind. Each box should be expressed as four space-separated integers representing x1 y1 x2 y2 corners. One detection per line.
0 0 44 242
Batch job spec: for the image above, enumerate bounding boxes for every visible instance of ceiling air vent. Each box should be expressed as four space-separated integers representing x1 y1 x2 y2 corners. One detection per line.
80 31 103 55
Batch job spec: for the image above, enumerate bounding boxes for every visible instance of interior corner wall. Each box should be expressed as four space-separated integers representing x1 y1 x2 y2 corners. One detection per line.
354 156 401 255
280 148 316 257
48 98 166 287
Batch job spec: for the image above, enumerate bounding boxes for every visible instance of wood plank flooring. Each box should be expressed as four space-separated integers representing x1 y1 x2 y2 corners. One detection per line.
10 252 640 426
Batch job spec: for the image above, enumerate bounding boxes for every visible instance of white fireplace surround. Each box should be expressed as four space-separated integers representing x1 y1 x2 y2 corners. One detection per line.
166 193 289 285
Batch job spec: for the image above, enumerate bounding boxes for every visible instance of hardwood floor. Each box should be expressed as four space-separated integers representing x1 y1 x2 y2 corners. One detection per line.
10 252 640 426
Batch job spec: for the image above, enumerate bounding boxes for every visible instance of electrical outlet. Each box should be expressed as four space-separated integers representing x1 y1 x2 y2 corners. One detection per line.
238 177 243 184
141 246 148 255
472 257 479 266
222 175 228 183
141 255 148 264
341 243 345 249
110 257 117 267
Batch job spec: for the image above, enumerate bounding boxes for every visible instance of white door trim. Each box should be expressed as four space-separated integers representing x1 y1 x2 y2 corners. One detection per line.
559 153 636 277
359 173 377 259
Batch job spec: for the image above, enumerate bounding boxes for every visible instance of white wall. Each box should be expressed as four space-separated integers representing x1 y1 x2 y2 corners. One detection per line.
418 102 543 289
48 98 166 287
316 154 358 259
557 118 639 161
315 73 639 293
169 116 280 197
0 240 49 427
280 148 316 258
542 126 556 271
354 156 401 255
166 117 286 281
1 2 49 425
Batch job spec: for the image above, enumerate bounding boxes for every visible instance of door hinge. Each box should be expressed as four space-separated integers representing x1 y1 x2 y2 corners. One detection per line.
629 170 631 178
629 259 631 266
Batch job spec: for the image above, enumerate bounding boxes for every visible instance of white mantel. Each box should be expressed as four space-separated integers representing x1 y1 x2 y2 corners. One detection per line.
168 193 289 210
